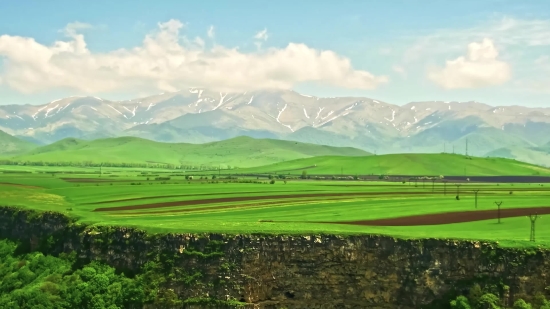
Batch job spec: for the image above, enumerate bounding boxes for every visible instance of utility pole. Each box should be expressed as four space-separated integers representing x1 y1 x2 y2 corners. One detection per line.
452 145 455 154
495 201 503 224
443 180 448 195
473 189 480 209
432 178 435 192
455 184 461 196
99 164 102 178
529 214 539 242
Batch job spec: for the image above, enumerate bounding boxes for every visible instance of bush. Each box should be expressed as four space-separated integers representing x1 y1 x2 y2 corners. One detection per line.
269 180 275 184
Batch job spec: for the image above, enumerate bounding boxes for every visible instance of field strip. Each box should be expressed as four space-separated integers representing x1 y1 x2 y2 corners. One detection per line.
106 196 370 216
85 189 327 205
92 191 436 212
0 182 43 189
310 206 550 226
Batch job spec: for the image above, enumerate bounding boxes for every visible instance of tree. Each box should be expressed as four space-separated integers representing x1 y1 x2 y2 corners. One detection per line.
450 296 472 309
478 293 501 309
301 170 307 179
512 299 532 309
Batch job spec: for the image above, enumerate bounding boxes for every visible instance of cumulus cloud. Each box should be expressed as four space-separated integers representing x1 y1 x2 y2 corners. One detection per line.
254 28 268 41
0 19 388 94
207 25 215 39
428 38 511 89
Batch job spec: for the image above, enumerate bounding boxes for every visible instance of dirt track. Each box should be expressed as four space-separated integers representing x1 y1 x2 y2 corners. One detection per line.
321 207 550 226
0 182 42 189
93 191 433 212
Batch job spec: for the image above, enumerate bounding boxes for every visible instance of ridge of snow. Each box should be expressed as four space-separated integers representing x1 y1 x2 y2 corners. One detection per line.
44 104 60 117
146 103 156 111
275 104 294 132
123 106 137 118
93 96 103 101
248 96 254 104
414 116 418 123
198 89 203 98
107 104 124 116
321 110 334 120
411 106 415 110
89 106 98 111
301 94 312 98
315 107 325 119
384 110 396 122
49 99 62 104
345 102 358 111
189 88 198 94
303 108 310 119
373 100 380 104
212 92 228 110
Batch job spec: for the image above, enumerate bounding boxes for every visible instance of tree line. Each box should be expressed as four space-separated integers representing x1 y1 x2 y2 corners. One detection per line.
0 160 236 171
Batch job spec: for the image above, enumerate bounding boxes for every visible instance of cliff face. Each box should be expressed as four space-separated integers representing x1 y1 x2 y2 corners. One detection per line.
0 206 548 309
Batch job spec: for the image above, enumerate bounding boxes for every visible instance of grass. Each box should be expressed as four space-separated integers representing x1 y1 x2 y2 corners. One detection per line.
0 130 38 156
2 135 370 168
2 167 550 248
234 153 550 176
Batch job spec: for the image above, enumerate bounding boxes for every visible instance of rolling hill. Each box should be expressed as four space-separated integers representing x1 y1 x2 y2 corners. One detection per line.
8 136 370 168
236 153 550 176
0 130 38 156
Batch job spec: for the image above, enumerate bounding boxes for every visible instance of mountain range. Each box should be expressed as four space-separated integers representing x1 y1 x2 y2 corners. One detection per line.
1 89 549 166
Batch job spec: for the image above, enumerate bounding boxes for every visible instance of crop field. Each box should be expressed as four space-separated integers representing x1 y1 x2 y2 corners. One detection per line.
1 166 550 248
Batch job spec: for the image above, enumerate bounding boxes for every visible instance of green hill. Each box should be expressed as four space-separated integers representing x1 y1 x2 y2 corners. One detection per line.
0 130 38 156
9 136 370 168
237 153 550 176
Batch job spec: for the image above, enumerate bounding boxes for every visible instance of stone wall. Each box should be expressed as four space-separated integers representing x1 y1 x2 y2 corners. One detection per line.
0 206 548 308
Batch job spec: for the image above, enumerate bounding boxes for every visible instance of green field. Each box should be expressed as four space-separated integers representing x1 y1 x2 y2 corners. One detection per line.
2 167 550 248
235 153 550 176
1 135 369 168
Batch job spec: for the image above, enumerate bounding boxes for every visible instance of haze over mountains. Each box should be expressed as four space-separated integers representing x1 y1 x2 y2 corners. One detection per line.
1 89 550 166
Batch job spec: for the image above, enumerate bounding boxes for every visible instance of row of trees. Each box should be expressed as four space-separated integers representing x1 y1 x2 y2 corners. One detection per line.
450 283 550 309
0 160 239 171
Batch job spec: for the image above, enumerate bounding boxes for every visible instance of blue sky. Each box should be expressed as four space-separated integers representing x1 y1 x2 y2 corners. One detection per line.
0 0 549 106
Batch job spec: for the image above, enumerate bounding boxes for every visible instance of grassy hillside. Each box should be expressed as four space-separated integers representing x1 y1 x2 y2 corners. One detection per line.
486 146 550 168
0 130 38 156
236 153 550 176
8 136 370 168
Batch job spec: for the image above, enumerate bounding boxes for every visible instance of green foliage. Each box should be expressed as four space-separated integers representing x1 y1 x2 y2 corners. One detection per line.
450 296 471 309
0 240 144 309
513 299 532 309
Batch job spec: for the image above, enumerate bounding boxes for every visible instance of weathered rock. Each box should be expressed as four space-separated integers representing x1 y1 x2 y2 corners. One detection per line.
0 206 548 308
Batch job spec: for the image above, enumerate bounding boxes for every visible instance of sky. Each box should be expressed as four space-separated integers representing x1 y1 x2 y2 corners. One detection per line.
0 0 549 107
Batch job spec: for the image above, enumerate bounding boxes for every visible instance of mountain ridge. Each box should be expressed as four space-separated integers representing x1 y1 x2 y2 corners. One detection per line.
1 89 549 166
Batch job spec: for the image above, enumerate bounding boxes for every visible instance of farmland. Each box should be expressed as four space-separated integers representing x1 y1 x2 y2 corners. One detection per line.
2 165 550 248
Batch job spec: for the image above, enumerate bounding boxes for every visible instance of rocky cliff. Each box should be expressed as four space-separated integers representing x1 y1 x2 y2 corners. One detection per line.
0 206 548 308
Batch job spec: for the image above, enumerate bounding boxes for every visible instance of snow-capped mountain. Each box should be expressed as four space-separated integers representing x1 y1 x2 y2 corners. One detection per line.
1 88 550 165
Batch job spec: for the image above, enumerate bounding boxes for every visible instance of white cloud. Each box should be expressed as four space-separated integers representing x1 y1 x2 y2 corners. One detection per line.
254 28 268 41
428 38 511 89
404 16 550 63
392 65 406 77
207 25 215 39
0 19 388 94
